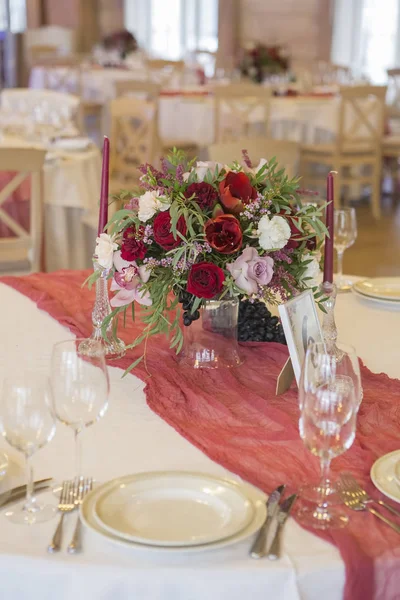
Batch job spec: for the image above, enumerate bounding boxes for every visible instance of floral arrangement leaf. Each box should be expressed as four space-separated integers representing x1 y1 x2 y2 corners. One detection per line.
96 149 326 369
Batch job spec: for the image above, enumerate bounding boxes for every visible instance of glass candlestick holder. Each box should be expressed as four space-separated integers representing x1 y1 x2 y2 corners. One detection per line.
319 281 342 360
79 257 126 359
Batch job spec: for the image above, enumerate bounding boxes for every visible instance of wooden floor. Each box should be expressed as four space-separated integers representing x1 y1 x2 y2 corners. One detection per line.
340 197 400 277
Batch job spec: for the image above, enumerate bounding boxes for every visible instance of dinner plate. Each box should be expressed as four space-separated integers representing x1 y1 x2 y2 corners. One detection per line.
353 277 400 301
81 472 267 553
51 137 92 151
351 287 400 310
370 450 400 503
93 472 254 547
0 452 8 482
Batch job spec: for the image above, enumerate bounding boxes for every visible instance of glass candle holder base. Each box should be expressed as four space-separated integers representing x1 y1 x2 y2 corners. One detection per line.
79 335 126 360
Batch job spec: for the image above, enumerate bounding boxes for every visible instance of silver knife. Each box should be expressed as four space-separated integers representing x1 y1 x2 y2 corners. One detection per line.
267 494 297 560
0 483 51 509
250 484 285 558
0 478 52 508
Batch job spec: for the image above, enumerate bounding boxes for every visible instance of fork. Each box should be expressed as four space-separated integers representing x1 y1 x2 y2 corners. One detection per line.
340 473 400 519
338 481 400 534
48 480 76 553
67 477 93 554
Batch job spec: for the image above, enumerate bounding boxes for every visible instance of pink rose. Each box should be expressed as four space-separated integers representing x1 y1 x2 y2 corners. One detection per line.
227 247 274 295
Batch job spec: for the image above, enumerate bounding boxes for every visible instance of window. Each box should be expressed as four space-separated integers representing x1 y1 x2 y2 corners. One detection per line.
332 0 400 83
124 0 218 60
0 0 26 33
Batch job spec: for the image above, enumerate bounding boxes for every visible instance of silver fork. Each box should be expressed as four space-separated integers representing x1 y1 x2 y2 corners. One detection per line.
338 481 400 534
67 477 93 554
340 473 400 519
48 480 76 553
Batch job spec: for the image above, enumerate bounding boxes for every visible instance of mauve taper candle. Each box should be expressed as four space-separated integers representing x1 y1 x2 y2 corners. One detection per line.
323 171 335 284
98 136 110 236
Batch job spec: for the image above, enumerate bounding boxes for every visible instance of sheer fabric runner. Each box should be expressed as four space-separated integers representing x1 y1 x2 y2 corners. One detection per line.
1 269 400 600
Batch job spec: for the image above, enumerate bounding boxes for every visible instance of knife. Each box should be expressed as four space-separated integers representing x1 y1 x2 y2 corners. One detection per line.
267 493 297 560
0 483 52 509
0 478 52 508
250 484 285 559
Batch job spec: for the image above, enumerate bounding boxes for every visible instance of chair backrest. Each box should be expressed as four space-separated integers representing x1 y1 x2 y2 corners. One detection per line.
24 26 77 58
208 137 299 178
212 83 272 143
337 85 387 152
114 79 162 101
0 148 46 273
1 88 83 132
146 59 185 86
315 61 352 85
29 45 60 62
387 68 400 116
110 96 158 183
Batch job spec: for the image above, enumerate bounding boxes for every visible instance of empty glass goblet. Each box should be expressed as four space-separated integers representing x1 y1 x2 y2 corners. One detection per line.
298 341 362 505
334 207 357 291
50 339 109 484
0 373 57 524
297 378 357 529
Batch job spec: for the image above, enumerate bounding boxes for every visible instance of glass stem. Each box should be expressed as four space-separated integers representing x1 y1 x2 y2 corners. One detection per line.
319 457 332 510
23 453 36 512
336 250 344 286
74 429 82 481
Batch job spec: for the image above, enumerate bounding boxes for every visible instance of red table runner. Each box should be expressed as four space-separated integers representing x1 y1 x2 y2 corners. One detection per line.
2 270 400 600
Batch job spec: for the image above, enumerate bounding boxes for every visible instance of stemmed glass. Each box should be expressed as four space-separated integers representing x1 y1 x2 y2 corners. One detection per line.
0 373 57 524
334 208 357 291
298 341 362 506
50 339 109 484
297 378 357 529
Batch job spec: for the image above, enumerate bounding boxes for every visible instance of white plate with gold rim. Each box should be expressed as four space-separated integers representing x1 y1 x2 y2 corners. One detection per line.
370 450 400 503
81 472 267 553
354 277 400 302
351 287 400 310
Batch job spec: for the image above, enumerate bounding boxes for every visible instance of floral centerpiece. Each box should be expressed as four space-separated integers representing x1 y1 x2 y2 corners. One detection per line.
101 29 138 60
94 150 326 369
240 43 290 83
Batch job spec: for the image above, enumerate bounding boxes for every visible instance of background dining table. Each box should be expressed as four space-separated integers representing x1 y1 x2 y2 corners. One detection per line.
0 277 398 600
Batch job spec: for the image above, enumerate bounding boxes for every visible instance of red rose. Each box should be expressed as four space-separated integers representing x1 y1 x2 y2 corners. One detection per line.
187 262 225 299
219 171 257 215
184 182 218 211
205 214 243 254
121 225 147 261
153 211 187 251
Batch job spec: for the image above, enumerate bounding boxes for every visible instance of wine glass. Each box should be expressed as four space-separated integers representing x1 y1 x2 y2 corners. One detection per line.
298 341 362 505
297 378 357 529
334 208 357 291
0 373 57 524
50 339 109 484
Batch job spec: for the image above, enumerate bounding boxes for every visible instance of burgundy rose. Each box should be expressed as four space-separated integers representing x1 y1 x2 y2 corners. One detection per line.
121 225 147 261
153 211 187 251
205 214 243 255
282 213 317 251
184 182 218 211
187 262 225 299
219 171 257 215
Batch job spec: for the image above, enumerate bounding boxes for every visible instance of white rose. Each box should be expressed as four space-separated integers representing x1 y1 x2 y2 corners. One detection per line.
95 233 118 270
138 190 170 222
257 215 291 250
183 161 223 182
301 254 321 288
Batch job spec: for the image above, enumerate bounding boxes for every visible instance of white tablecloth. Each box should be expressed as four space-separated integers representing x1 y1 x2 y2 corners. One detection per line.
29 66 338 146
0 138 101 271
0 281 399 600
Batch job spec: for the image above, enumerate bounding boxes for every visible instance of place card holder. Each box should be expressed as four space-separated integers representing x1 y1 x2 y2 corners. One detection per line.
276 357 295 395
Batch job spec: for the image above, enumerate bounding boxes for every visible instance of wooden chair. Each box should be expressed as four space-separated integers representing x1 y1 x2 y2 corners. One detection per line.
25 26 77 59
208 137 299 179
110 96 158 192
1 88 83 135
212 83 272 143
145 59 185 87
114 80 162 100
300 85 386 219
0 148 46 274
29 45 60 62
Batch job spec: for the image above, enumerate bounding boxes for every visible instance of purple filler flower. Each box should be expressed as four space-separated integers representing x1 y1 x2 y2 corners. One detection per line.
227 247 274 295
